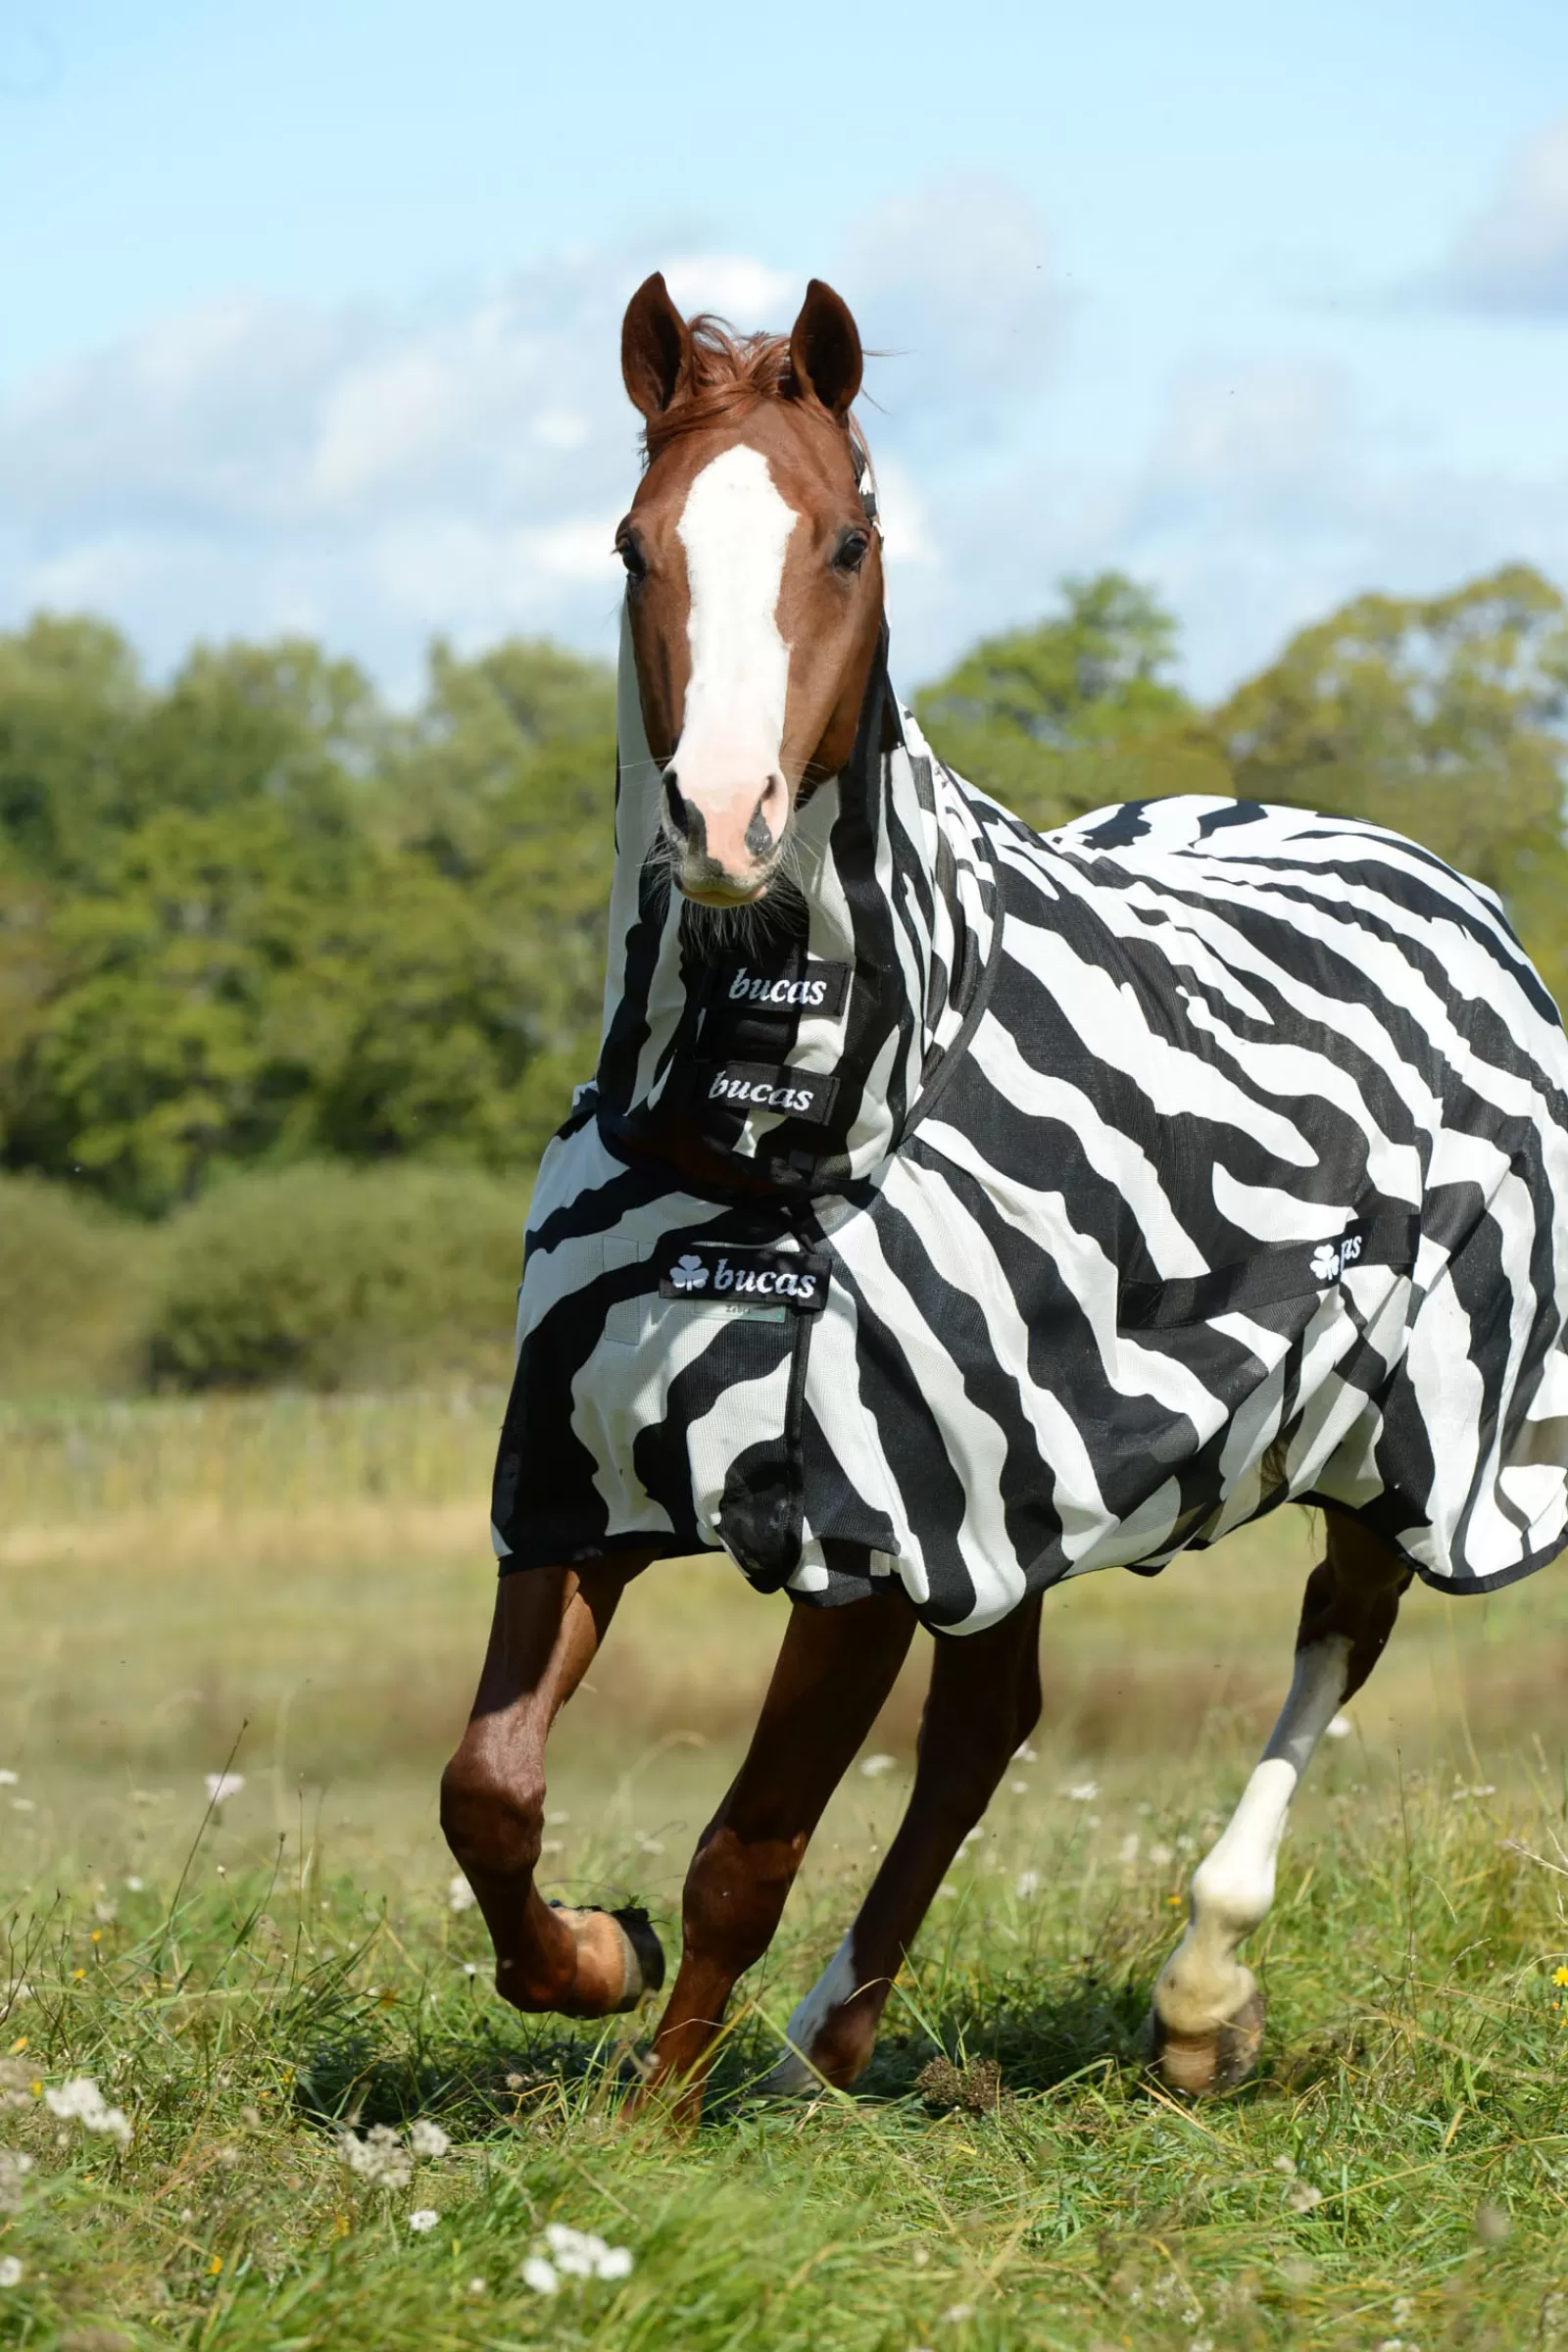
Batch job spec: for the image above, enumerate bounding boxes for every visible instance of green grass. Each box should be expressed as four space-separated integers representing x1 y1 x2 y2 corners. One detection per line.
4 1396 1568 2348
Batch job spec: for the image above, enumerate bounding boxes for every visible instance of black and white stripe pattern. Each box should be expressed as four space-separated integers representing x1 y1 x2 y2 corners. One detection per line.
492 635 1568 1631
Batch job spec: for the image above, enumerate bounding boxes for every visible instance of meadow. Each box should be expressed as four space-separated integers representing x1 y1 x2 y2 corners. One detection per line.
4 1393 1568 2350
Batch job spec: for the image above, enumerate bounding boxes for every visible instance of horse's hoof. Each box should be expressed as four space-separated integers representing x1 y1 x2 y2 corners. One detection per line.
610 1904 666 2004
545 1901 665 2014
1150 1986 1265 2096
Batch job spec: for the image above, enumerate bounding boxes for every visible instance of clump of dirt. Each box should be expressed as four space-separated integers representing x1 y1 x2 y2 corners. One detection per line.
914 2055 1003 2112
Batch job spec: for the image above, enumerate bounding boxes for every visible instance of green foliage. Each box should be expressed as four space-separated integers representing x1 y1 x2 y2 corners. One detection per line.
1 568 1563 1234
914 571 1232 830
147 1160 525 1391
1210 562 1568 1004
0 627 615 1213
0 1174 154 1398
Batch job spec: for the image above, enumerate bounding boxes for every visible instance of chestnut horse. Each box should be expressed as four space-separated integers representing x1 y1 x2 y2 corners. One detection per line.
440 272 1568 2115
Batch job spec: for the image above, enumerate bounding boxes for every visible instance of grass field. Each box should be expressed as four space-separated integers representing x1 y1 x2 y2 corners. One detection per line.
4 1394 1568 2349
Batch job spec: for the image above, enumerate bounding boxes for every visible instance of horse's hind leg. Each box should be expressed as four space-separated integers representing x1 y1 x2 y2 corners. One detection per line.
441 1556 663 2019
765 1594 1044 2094
1151 1508 1412 2094
638 1590 916 2118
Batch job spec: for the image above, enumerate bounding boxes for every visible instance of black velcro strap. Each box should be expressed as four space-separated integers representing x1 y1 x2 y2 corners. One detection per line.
1119 1211 1421 1334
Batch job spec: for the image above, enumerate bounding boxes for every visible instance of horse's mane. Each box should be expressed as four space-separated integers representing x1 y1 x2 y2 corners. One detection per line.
641 315 871 482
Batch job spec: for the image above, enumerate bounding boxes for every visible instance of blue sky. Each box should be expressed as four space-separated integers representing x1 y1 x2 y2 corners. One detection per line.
3 0 1567 698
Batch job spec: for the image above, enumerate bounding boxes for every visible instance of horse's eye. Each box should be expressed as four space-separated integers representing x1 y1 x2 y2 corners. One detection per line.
616 533 648 582
833 530 869 574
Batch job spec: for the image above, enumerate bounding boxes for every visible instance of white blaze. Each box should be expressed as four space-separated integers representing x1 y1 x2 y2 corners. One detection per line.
673 444 797 858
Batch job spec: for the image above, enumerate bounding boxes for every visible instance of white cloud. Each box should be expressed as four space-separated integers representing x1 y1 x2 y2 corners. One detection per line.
0 183 1563 708
662 255 796 321
1443 112 1568 314
839 175 1058 448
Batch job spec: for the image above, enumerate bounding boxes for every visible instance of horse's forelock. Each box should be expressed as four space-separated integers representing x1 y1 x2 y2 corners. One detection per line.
639 313 870 482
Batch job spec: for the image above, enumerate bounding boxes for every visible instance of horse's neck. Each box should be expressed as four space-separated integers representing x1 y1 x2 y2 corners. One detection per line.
597 610 987 1190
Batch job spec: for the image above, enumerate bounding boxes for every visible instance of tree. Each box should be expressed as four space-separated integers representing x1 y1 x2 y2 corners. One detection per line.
914 572 1231 830
0 626 621 1213
1210 563 1568 1004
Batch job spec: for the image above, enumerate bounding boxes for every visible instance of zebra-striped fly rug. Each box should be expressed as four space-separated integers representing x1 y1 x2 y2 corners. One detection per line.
490 629 1568 1634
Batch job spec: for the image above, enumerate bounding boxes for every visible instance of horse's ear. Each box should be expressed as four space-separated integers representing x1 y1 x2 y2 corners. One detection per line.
621 272 694 418
789 278 862 418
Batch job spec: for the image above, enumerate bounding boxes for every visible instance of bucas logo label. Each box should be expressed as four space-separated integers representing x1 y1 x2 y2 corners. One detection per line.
721 959 852 1019
658 1242 829 1313
702 1061 839 1126
1310 1231 1365 1284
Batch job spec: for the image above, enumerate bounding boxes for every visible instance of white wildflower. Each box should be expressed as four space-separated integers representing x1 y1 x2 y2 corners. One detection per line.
1393 2297 1416 2325
408 2208 439 2233
466 2277 487 2296
337 2124 413 2189
10 1800 34 1814
1272 2153 1297 2176
409 2119 450 2159
1324 1713 1352 1740
1118 1834 1140 1864
447 1874 476 1914
0 2256 20 2287
521 2255 560 2295
1007 1779 1028 1794
1064 1781 1099 1802
0 2148 34 2210
1012 1743 1037 1763
933 1882 958 1899
540 2222 635 2282
44 2076 131 2146
93 1900 118 1926
205 1773 245 1807
1287 2180 1323 2212
635 1834 665 1854
545 1809 570 1826
1014 1868 1041 1899
462 1961 477 1978
943 2305 975 2324
859 1753 897 1779
124 1877 144 1893
0 1772 16 1787
1149 1841 1174 1866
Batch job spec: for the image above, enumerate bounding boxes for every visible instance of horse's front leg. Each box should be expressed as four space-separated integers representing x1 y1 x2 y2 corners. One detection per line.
765 1594 1044 2094
638 1590 917 2118
440 1557 663 2018
1151 1507 1412 2093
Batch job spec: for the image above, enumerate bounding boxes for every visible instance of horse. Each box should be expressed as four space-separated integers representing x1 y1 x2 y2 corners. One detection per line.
440 271 1568 2115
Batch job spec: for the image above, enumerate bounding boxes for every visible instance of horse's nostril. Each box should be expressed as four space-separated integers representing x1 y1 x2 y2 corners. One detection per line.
744 795 774 860
663 770 689 837
746 774 789 862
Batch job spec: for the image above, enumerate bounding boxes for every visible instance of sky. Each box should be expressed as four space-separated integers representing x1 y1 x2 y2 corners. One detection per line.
3 0 1568 702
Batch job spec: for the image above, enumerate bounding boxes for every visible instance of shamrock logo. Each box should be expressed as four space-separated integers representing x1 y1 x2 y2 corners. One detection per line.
669 1252 710 1293
1309 1242 1342 1283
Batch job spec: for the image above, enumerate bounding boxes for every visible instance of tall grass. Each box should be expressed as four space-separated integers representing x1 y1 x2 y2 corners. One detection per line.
4 1395 1568 2346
